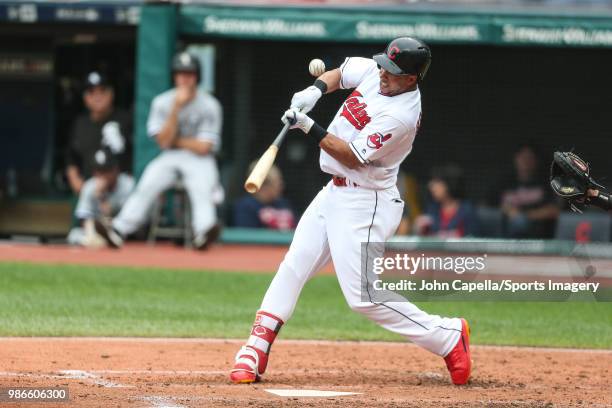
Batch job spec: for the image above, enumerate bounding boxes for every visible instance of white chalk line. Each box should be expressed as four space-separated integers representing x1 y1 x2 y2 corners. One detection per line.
0 372 64 380
59 369 132 388
266 389 362 397
0 370 133 389
0 370 132 388
86 369 226 375
0 368 354 378
140 396 188 408
0 337 610 354
85 369 352 375
140 395 273 408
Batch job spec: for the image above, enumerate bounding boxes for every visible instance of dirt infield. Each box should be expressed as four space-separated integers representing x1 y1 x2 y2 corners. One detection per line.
0 338 610 407
0 242 295 273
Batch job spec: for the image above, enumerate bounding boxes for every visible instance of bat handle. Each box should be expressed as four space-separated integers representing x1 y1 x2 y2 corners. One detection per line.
272 121 291 147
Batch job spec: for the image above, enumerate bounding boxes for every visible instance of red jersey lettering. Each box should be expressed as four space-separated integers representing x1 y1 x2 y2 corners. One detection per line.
341 90 371 130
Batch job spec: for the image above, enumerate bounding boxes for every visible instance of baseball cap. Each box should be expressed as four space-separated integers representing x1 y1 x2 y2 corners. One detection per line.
92 147 119 172
85 71 111 91
172 52 200 73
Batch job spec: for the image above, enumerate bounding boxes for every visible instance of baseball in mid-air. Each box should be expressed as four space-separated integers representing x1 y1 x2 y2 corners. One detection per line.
309 58 326 77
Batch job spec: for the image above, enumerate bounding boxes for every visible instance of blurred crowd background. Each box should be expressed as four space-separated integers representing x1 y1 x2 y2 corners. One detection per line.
1 0 612 246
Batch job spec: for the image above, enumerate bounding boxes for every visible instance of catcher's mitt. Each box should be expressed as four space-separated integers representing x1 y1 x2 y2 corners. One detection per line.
550 151 605 212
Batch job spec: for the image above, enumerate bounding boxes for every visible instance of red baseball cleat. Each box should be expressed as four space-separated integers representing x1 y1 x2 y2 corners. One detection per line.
230 346 260 384
229 311 283 384
444 318 472 385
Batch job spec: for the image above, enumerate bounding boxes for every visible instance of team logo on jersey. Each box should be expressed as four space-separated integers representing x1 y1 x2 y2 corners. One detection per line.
367 132 392 149
341 90 371 130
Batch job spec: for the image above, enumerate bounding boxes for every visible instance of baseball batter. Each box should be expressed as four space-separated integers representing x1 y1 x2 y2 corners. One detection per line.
230 37 471 385
96 52 223 250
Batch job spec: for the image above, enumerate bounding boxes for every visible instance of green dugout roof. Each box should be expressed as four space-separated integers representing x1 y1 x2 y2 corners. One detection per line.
178 2 612 47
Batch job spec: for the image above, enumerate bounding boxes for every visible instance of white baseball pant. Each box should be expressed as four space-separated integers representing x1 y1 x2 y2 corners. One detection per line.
260 180 462 356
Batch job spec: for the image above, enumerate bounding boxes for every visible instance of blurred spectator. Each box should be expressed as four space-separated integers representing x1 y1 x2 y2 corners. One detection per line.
93 52 223 250
414 164 479 238
487 144 559 238
233 164 296 230
67 148 134 247
65 71 132 194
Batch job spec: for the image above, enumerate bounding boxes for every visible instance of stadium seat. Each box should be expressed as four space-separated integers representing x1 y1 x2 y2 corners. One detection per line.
476 206 504 238
554 211 612 243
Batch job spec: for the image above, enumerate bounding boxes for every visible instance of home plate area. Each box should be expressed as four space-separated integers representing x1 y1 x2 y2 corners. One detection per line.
265 389 362 397
0 338 609 407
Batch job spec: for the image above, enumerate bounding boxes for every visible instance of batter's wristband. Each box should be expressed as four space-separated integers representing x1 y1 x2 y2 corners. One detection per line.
313 79 328 95
307 122 327 143
592 191 612 211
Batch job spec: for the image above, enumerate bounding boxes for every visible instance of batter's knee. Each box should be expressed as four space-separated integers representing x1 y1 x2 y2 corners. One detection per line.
284 248 323 273
345 297 379 315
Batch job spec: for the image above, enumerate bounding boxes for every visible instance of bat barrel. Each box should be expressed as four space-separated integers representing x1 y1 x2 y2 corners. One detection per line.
244 145 280 193
244 116 294 194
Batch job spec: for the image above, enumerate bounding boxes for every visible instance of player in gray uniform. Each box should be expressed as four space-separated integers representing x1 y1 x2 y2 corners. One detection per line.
95 52 223 250
68 147 134 247
75 148 134 220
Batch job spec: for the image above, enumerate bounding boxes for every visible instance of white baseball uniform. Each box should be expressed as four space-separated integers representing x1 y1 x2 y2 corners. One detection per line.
259 57 462 356
111 89 223 238
68 173 134 247
75 173 134 220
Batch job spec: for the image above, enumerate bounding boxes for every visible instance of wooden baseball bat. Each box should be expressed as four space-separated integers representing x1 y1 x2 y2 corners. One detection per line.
244 121 291 194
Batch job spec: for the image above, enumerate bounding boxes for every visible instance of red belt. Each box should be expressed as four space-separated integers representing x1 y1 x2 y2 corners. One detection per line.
332 176 358 187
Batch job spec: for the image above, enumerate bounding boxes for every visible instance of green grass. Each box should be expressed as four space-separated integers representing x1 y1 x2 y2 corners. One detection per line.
0 262 610 348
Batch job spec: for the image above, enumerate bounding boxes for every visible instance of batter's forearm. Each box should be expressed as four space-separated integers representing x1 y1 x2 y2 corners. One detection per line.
299 115 361 169
317 69 342 94
156 106 181 149
319 133 362 170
